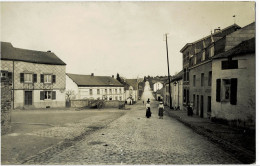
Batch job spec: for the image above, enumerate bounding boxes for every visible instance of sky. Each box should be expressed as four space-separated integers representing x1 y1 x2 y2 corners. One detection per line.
0 1 255 78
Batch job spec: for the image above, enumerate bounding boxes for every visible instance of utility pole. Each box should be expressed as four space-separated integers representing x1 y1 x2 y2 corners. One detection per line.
165 33 173 109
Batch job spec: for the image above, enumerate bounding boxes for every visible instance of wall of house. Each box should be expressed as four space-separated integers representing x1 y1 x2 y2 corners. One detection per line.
189 61 212 118
1 60 66 109
78 86 125 101
225 22 255 51
66 75 79 99
172 79 183 110
14 90 65 109
125 89 138 101
211 53 255 127
153 82 163 92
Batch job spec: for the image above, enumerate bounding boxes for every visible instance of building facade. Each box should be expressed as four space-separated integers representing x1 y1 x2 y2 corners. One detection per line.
180 24 241 118
153 82 163 92
1 42 66 109
171 70 183 110
124 79 139 103
66 73 125 101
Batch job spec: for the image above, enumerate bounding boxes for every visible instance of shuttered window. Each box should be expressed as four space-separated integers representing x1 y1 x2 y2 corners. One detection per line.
216 79 221 102
8 72 12 81
41 74 44 83
230 78 237 105
33 74 37 83
20 73 24 83
40 91 45 100
52 91 56 100
52 75 56 83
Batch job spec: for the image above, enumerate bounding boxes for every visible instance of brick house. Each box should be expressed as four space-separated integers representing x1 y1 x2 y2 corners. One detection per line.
180 24 241 118
1 42 66 109
66 73 125 101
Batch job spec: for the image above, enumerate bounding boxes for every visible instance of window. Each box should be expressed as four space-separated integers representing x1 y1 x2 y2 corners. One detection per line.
119 96 122 101
109 89 112 94
90 89 93 95
183 89 186 103
193 75 196 87
115 89 117 94
187 70 189 81
119 88 121 94
210 46 214 57
208 71 212 86
201 73 204 87
115 96 118 100
105 89 107 94
97 89 100 94
184 69 186 81
221 60 238 70
40 91 56 100
202 51 205 61
216 78 237 105
194 56 197 64
24 73 33 83
41 74 55 83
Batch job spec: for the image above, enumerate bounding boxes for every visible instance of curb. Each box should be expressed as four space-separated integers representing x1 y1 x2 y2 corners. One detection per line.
165 109 255 164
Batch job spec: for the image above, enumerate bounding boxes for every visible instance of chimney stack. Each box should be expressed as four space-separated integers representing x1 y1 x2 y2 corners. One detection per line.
91 73 94 76
214 27 221 33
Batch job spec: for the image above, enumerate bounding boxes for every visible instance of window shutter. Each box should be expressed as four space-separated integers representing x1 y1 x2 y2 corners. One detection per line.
8 72 12 80
52 75 56 83
230 78 237 105
33 74 37 83
40 74 44 83
20 73 24 83
40 91 44 100
216 79 221 102
52 91 56 100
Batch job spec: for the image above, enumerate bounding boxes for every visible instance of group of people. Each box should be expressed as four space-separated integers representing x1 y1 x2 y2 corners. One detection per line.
144 98 164 119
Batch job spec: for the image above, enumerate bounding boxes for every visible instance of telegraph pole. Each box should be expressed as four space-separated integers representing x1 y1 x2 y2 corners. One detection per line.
165 33 173 109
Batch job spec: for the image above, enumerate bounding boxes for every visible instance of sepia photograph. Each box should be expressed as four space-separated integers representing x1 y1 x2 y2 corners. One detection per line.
0 1 256 165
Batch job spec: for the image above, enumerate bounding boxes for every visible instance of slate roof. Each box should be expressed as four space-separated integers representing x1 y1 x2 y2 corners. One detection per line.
125 79 138 90
1 42 66 65
67 73 124 87
213 37 255 59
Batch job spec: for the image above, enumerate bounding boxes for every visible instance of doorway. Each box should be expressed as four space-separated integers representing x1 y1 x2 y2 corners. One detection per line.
24 91 32 105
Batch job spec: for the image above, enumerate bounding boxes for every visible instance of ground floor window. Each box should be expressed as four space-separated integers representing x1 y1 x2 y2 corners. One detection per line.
40 91 56 100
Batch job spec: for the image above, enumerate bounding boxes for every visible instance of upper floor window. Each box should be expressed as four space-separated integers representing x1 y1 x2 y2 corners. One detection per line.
201 73 204 87
221 60 238 70
105 89 107 94
194 56 197 64
193 75 196 87
97 89 100 94
202 51 205 61
40 74 56 83
210 46 214 57
20 73 37 83
119 88 121 94
115 89 118 94
90 89 93 95
208 71 212 86
109 89 112 94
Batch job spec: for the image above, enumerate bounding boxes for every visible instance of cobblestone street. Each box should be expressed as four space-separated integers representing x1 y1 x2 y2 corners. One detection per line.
25 101 241 165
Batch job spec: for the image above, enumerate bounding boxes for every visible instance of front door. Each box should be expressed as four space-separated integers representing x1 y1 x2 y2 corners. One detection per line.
24 91 32 105
200 95 204 118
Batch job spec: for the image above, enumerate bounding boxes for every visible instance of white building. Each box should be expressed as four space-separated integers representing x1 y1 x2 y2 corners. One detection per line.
66 73 125 101
124 79 139 103
153 81 163 92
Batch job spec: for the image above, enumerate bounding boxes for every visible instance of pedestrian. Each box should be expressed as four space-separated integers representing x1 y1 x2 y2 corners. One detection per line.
158 101 164 119
143 100 144 105
146 101 151 118
187 104 193 116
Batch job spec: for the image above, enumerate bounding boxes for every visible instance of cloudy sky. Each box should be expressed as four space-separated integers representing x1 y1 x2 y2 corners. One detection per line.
1 1 255 78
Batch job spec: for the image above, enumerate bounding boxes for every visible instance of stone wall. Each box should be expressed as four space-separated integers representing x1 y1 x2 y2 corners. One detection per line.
104 100 125 108
70 99 89 108
1 77 12 135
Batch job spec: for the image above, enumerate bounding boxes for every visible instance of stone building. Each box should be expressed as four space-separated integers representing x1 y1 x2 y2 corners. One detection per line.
66 73 125 101
1 42 66 109
180 24 241 118
211 38 255 128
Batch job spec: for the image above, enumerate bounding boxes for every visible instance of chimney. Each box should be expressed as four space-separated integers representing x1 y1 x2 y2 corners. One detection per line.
214 27 221 33
112 75 114 78
91 73 94 76
47 50 51 52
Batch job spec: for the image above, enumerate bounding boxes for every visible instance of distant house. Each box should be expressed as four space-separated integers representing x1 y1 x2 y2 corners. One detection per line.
124 79 139 103
155 88 163 101
66 73 125 101
0 42 66 109
153 81 163 92
211 38 255 127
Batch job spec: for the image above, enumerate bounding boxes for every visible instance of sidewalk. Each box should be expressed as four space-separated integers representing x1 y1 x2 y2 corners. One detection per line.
164 106 255 164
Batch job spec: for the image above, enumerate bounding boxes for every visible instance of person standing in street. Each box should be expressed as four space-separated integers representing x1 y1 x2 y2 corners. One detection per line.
158 102 164 119
146 101 151 118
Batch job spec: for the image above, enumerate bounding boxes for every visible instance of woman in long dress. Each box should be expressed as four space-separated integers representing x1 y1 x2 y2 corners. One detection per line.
146 101 151 118
158 102 164 119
